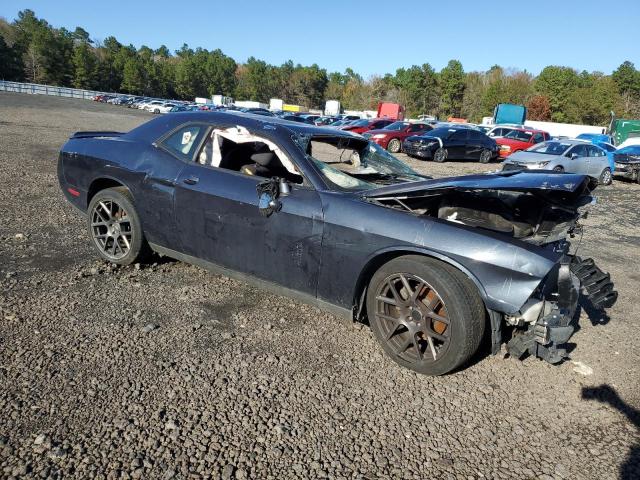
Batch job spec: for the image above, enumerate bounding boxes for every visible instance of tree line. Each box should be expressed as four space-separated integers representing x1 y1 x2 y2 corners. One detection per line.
2 10 640 125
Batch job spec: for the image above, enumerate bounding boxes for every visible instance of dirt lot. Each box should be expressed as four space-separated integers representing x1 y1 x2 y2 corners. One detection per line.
1 92 638 479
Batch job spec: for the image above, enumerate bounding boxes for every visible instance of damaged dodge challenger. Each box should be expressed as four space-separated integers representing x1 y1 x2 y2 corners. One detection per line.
57 112 617 375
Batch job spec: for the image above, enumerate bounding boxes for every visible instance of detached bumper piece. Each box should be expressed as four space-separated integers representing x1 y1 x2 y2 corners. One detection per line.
570 256 618 309
507 262 580 364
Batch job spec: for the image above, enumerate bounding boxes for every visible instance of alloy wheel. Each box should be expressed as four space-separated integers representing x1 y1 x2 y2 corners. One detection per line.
90 199 133 260
374 273 451 364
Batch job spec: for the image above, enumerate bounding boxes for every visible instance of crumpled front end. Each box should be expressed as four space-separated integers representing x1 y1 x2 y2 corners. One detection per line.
504 255 617 364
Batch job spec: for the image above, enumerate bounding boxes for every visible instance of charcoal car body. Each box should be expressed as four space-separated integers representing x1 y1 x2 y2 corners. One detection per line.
57 112 617 375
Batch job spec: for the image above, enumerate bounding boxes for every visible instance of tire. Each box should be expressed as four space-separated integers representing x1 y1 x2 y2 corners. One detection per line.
366 255 485 375
387 138 401 153
153 108 160 114
599 167 612 185
87 187 150 265
479 149 492 164
553 165 564 172
433 147 448 163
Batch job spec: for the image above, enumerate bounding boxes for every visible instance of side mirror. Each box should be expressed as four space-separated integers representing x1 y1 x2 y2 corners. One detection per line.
257 178 283 217
570 153 579 160
279 177 290 196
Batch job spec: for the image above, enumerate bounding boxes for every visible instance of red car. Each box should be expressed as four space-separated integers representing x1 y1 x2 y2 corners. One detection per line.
364 121 433 153
340 118 395 135
496 128 550 158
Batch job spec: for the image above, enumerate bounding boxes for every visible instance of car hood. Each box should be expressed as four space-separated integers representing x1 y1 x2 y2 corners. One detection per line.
505 151 558 163
367 129 395 135
497 137 530 147
614 153 640 164
361 171 594 199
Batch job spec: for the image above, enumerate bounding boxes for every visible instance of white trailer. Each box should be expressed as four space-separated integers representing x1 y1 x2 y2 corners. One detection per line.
270 98 284 111
212 95 233 107
325 100 341 116
234 100 269 109
524 120 606 138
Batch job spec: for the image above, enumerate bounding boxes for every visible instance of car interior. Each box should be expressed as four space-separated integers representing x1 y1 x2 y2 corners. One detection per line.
197 126 303 184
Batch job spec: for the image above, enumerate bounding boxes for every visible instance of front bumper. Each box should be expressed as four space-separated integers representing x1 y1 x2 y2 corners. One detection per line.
505 256 617 364
402 142 434 158
613 162 639 181
506 261 580 364
369 137 389 148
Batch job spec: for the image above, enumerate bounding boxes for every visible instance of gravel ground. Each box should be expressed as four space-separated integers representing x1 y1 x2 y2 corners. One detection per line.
0 92 638 480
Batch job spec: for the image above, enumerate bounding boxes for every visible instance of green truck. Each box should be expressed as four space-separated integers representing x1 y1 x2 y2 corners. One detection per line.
609 116 640 146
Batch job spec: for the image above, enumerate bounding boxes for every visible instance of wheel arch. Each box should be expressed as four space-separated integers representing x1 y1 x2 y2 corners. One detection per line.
86 177 129 208
352 246 489 321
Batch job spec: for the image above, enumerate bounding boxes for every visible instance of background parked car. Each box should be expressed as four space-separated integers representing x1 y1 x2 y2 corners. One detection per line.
363 121 433 153
496 128 550 158
340 118 395 134
487 125 519 138
403 127 498 163
239 107 274 116
501 140 612 184
314 116 339 126
613 145 640 183
281 115 312 124
576 133 613 144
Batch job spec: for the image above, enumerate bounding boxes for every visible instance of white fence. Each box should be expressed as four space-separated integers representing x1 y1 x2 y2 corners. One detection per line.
0 80 110 100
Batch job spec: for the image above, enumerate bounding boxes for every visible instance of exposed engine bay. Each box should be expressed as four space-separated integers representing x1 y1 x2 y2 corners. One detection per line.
369 187 593 245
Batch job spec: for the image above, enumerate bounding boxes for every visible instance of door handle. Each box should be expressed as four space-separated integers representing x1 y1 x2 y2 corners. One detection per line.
183 176 199 185
146 176 176 187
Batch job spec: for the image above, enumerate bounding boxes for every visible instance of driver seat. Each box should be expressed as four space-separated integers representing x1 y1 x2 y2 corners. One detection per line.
241 151 276 177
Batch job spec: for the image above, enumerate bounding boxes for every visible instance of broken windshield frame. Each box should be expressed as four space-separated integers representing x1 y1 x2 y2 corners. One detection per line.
293 133 426 191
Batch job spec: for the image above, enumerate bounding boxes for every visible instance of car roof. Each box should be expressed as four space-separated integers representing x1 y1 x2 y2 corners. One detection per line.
510 127 545 133
545 139 600 146
127 110 365 141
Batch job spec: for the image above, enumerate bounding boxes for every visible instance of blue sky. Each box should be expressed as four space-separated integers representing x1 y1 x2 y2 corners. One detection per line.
2 0 638 77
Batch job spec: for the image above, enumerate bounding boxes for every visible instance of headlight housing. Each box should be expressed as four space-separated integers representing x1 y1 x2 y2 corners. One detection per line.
500 145 511 151
538 161 550 167
372 134 387 139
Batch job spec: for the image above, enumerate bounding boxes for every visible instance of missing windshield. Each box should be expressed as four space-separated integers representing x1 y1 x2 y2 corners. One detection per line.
299 134 426 191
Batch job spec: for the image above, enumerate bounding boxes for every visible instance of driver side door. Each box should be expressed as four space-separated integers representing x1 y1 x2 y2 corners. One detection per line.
446 130 469 159
564 144 590 174
173 128 324 296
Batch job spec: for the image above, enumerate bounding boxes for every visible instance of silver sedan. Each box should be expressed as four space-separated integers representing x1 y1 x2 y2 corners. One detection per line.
501 139 612 184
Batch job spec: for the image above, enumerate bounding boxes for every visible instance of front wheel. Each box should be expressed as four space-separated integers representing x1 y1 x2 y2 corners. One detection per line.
387 138 401 153
553 165 564 172
87 187 150 265
479 149 492 164
433 147 448 163
367 256 485 375
599 167 612 185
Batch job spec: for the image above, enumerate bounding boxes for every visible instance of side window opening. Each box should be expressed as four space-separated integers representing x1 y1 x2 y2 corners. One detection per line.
196 126 303 184
161 124 205 160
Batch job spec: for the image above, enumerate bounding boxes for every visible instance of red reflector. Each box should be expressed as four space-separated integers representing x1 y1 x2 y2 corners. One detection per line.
67 187 80 197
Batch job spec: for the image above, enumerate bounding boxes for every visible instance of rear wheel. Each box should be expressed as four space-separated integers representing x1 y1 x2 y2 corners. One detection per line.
387 138 401 153
87 187 150 265
367 256 485 375
599 167 612 185
479 149 492 164
433 147 448 163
